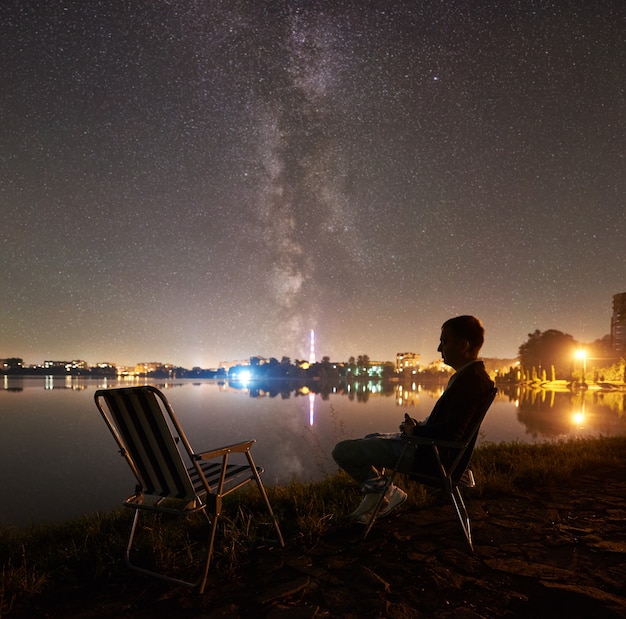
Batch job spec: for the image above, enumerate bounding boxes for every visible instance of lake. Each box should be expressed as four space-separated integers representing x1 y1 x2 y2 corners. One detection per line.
1 376 625 526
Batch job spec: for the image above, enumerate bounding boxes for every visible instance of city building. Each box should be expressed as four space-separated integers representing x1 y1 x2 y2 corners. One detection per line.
133 362 175 376
1 358 23 370
610 292 626 356
218 358 258 373
396 352 420 373
43 360 89 371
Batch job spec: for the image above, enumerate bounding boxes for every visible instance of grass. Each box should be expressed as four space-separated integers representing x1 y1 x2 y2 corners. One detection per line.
1 435 625 615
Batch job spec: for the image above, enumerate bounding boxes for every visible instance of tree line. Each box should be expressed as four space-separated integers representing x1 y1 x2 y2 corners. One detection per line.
3 329 625 385
508 329 625 384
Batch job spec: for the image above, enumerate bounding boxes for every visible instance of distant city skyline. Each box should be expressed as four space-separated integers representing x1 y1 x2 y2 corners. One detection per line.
2 3 624 370
2 292 623 369
2 291 624 368
0 317 612 371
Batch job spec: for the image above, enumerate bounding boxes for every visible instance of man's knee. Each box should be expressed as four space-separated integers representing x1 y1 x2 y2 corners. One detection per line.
332 440 346 464
332 439 356 465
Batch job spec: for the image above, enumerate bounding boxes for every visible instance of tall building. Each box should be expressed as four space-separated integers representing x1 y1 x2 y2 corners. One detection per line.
610 292 626 356
396 352 420 373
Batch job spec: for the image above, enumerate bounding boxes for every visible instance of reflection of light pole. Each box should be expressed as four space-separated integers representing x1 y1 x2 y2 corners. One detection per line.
572 394 585 427
575 348 587 387
309 392 315 426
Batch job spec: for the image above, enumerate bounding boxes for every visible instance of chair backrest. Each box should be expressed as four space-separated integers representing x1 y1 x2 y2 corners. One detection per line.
452 386 498 479
94 385 197 501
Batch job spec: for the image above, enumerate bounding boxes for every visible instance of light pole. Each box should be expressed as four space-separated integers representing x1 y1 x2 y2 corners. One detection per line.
575 348 587 388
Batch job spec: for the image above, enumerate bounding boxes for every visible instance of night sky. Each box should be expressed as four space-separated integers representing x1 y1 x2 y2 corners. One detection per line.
2 1 624 368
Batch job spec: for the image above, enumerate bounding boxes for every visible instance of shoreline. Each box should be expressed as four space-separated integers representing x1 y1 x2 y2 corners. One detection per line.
4 371 626 392
3 436 626 617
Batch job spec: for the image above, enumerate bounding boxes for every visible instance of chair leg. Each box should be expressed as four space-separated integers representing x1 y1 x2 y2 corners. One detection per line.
247 453 285 547
125 507 217 592
360 471 398 540
360 476 475 551
125 508 141 569
198 511 220 594
449 485 474 551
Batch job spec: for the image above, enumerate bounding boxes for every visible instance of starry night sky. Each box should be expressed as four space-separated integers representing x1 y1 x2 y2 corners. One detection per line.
2 1 624 368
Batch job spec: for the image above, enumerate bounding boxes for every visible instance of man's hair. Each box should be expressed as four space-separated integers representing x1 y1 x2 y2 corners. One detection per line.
442 315 485 351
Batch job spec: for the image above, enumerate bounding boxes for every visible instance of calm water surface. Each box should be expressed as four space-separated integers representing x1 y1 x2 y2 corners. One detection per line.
1 376 625 526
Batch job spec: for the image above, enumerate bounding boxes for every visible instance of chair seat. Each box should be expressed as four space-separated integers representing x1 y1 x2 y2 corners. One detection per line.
125 462 266 507
189 461 265 495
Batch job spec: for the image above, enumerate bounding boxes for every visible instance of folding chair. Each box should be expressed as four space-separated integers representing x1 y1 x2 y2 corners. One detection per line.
94 385 284 593
361 387 498 550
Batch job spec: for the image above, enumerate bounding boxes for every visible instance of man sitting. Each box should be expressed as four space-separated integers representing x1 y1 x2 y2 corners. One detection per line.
332 315 495 523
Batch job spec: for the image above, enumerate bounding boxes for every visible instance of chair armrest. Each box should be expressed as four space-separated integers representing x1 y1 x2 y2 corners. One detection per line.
195 440 256 460
403 436 469 449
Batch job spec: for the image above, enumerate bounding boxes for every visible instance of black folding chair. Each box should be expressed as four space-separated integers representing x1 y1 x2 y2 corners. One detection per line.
361 387 498 550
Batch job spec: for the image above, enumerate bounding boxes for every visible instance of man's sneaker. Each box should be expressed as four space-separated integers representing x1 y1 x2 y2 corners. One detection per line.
459 469 475 488
350 487 408 524
349 492 382 518
378 486 407 518
352 512 373 525
360 476 388 495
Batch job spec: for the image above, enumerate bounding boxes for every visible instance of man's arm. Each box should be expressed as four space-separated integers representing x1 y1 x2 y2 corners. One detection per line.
408 365 493 441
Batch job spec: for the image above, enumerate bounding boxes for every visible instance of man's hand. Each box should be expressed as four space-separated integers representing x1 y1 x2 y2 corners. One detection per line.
399 413 418 435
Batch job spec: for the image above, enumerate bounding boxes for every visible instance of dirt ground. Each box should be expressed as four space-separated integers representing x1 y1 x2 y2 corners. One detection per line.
14 464 626 618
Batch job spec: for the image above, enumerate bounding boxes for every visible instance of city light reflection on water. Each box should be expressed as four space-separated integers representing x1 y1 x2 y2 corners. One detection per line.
0 377 624 526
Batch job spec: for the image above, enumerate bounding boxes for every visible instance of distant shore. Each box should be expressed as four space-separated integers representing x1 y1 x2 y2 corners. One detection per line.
3 370 626 389
502 378 626 391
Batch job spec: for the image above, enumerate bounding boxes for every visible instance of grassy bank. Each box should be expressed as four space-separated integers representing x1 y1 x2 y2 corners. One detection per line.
1 435 625 614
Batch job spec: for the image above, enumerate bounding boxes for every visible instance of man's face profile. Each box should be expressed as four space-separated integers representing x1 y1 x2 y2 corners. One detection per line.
437 327 467 369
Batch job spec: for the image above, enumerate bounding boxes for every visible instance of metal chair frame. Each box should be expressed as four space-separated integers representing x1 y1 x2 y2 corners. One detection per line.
94 385 284 593
361 387 498 549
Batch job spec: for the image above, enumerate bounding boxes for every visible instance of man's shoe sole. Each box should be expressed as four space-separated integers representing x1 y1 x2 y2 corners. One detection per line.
378 492 407 518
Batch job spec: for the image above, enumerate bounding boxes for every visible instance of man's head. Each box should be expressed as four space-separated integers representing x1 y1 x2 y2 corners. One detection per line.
437 315 485 370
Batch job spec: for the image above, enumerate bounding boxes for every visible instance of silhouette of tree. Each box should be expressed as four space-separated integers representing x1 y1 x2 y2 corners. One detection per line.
381 362 397 380
356 355 370 375
518 329 577 380
347 356 356 376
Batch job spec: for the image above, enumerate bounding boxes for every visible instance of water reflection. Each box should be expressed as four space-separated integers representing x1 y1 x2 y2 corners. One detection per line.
498 384 626 439
3 376 625 442
216 378 626 442
44 374 90 390
1 376 625 526
186 378 626 441
395 382 447 407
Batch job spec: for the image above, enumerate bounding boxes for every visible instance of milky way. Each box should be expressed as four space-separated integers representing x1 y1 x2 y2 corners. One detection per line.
1 1 624 367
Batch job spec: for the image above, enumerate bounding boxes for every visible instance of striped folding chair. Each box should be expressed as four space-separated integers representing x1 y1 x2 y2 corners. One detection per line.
94 385 284 593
